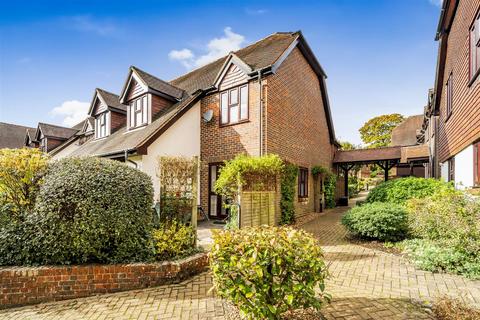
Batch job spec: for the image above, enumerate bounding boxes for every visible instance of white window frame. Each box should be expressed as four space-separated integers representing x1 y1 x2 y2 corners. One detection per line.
129 95 149 129
220 84 249 125
95 112 108 139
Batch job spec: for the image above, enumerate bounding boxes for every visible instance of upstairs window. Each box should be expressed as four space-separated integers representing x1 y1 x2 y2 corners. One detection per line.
298 167 309 199
220 84 248 125
95 112 108 139
470 11 480 81
446 73 453 119
129 95 148 129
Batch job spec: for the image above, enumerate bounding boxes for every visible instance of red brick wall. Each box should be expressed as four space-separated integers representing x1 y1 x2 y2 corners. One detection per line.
266 47 335 217
110 111 126 133
0 253 208 309
437 0 480 163
199 79 261 213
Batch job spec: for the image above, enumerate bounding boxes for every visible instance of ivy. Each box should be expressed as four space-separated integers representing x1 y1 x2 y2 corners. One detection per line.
280 163 298 225
312 165 337 209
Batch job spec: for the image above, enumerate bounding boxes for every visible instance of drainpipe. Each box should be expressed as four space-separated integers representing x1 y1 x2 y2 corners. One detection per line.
124 149 138 168
258 70 263 156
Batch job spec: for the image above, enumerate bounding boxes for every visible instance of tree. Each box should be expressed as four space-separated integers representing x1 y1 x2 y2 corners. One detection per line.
339 141 359 150
359 114 405 148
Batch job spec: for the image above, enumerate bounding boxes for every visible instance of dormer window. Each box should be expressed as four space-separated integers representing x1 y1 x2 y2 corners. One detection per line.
129 95 148 129
95 112 108 139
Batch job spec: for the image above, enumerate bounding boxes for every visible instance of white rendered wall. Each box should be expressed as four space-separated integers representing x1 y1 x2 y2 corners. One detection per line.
440 161 449 182
454 145 474 189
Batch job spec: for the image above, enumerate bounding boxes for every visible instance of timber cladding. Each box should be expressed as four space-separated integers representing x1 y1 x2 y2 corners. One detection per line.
0 253 208 309
437 0 480 163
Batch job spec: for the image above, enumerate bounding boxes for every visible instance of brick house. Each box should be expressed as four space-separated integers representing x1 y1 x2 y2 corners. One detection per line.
423 0 480 188
50 31 339 221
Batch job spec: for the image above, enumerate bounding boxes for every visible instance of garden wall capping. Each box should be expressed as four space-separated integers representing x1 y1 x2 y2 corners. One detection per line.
0 252 208 309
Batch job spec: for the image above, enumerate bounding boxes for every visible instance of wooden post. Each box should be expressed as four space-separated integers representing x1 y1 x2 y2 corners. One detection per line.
344 168 349 198
191 156 198 239
384 161 389 181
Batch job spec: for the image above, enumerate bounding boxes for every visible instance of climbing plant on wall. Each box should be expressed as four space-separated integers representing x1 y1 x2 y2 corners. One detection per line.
280 163 298 225
312 165 337 209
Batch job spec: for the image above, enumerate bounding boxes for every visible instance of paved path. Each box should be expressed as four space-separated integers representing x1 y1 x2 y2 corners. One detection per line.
2 196 480 319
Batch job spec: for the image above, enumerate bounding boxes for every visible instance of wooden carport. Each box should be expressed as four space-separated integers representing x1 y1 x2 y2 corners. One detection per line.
333 145 429 200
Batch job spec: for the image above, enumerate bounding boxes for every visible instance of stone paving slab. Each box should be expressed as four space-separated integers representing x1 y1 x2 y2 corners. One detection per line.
1 195 479 319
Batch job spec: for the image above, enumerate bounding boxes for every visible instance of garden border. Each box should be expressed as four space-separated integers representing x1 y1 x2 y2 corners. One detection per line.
0 252 208 309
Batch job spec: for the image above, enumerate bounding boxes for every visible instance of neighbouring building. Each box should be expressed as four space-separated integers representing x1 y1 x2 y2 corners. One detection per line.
50 31 340 221
429 0 480 189
32 123 79 153
0 122 36 149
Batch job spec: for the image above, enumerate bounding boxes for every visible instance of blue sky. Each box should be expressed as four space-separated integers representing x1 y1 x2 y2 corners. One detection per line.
0 0 441 144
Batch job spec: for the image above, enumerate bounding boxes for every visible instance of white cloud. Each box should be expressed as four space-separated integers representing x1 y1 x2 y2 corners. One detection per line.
168 27 246 69
50 100 89 127
245 8 268 15
69 15 117 36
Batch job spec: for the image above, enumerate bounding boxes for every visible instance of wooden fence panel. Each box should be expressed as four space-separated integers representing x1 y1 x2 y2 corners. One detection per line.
240 191 277 228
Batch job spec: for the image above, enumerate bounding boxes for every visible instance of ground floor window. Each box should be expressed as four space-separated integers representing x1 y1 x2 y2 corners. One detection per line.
298 167 308 199
448 157 455 182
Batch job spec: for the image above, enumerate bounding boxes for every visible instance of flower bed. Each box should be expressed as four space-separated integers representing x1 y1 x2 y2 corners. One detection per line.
0 253 208 309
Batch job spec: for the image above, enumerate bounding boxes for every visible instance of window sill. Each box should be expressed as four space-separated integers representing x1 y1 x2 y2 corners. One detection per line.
219 119 250 128
468 68 480 87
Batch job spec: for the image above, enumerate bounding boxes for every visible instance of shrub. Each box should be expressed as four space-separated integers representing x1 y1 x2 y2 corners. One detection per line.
366 177 453 204
342 202 408 241
324 171 337 209
210 226 330 319
29 157 154 265
433 296 480 320
280 163 298 225
152 220 197 260
0 148 49 214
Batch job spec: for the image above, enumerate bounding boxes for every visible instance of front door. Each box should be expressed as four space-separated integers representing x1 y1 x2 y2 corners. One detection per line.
208 164 229 219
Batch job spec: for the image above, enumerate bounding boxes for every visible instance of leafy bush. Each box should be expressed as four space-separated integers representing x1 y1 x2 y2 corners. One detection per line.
0 148 49 214
152 220 197 260
324 171 337 209
366 177 453 204
210 226 330 319
28 157 154 265
280 163 298 225
402 239 480 279
402 191 480 279
342 202 408 241
433 296 480 320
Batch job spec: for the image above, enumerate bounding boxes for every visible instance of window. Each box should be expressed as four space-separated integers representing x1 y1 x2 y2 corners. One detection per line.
445 73 453 119
95 112 108 139
470 11 480 81
220 85 248 125
298 167 309 199
475 142 480 186
448 157 455 182
129 95 148 129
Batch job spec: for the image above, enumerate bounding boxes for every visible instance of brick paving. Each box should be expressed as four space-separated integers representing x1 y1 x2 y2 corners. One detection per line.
2 194 480 319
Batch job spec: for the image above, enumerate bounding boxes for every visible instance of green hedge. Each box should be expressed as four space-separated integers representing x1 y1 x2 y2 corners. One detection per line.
28 157 154 265
366 177 453 204
342 202 408 241
280 163 298 225
210 226 330 319
153 220 197 260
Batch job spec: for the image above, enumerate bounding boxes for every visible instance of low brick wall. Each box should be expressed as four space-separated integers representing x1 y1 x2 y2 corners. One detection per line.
0 253 208 309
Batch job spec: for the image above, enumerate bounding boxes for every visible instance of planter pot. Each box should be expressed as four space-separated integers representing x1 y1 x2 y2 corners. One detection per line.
222 300 325 320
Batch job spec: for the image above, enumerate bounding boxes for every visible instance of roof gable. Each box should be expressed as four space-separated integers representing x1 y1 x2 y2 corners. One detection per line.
35 123 78 141
88 89 127 116
213 53 252 90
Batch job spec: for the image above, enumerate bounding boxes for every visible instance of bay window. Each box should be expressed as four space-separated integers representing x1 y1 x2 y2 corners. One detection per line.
220 84 248 125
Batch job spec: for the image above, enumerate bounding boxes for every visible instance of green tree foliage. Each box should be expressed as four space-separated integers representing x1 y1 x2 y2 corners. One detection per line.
210 226 330 319
342 202 409 241
280 163 298 225
359 113 405 148
0 148 49 214
339 141 358 150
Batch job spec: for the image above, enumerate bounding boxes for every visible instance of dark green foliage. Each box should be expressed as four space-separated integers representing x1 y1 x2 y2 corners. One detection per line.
366 177 453 204
324 172 337 209
342 202 408 241
27 157 155 265
280 163 298 225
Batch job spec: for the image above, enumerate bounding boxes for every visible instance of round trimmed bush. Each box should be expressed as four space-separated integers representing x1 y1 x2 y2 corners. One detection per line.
342 202 408 241
366 177 453 204
210 226 330 319
31 157 154 265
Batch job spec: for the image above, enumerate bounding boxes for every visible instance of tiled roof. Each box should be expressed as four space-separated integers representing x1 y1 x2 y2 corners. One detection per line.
391 115 424 147
132 67 185 100
0 122 36 148
170 32 299 93
37 123 79 140
69 92 201 157
333 146 402 163
97 89 128 113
